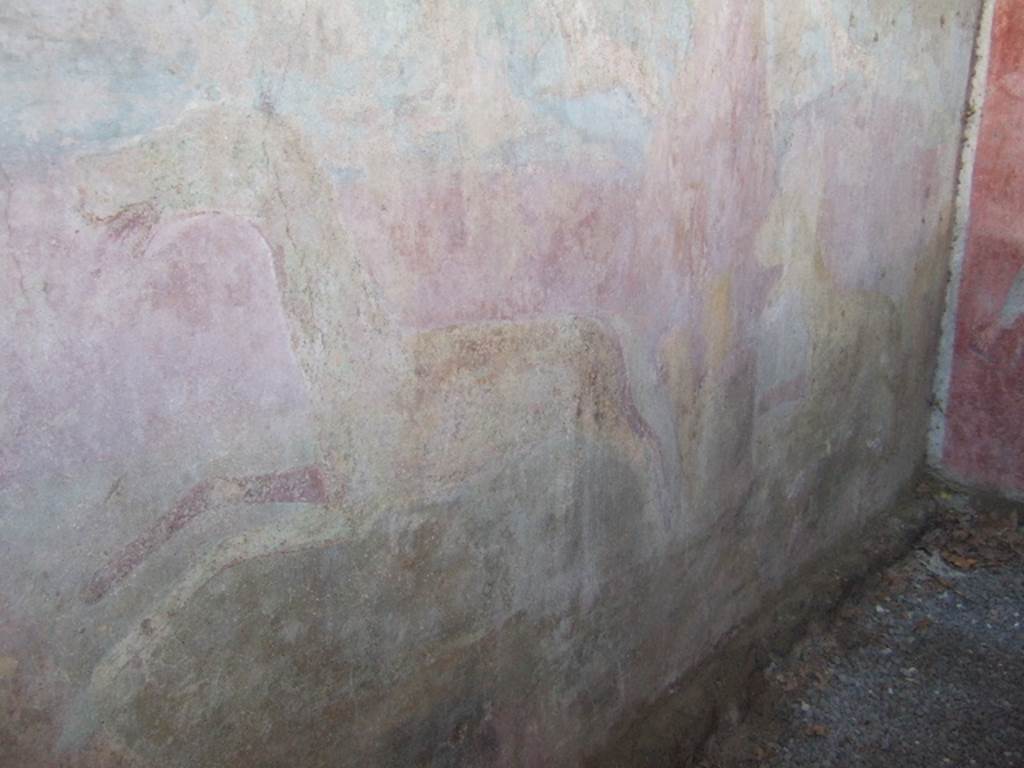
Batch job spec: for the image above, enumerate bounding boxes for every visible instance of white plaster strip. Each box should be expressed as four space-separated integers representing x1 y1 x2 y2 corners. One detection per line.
927 0 998 467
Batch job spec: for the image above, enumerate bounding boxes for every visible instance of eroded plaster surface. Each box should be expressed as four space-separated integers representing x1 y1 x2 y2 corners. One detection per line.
0 3 979 765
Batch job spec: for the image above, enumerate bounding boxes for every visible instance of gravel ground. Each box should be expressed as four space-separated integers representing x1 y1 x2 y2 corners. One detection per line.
700 483 1024 768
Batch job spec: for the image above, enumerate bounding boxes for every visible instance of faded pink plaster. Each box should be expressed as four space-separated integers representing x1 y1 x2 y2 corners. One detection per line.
944 0 1024 493
337 2 778 371
1 187 311 487
821 100 944 298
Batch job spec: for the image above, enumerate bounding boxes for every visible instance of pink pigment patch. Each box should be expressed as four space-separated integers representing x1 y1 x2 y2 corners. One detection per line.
1 200 311 487
82 465 328 603
240 465 328 505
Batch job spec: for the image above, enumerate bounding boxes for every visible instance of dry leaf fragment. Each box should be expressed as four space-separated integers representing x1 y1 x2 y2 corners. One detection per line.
942 551 977 570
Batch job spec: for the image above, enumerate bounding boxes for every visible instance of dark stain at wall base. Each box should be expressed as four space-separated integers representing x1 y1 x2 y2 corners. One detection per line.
584 488 936 767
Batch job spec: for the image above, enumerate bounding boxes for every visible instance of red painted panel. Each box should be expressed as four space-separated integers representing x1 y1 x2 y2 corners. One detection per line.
944 0 1024 492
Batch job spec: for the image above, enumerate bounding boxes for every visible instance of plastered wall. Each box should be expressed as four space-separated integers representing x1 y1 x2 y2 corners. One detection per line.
0 3 979 765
